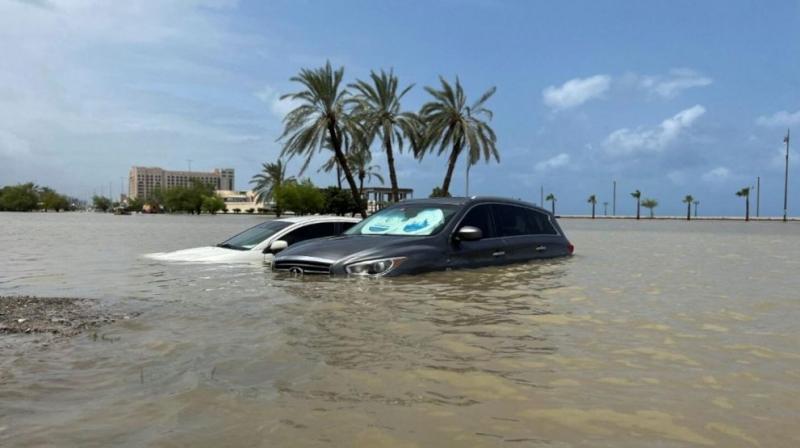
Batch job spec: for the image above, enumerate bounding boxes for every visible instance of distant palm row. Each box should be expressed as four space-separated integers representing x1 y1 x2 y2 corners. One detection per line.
251 61 499 218
545 187 755 220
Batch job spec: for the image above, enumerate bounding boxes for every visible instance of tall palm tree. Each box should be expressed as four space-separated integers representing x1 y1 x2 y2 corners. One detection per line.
545 193 556 215
587 194 597 219
250 160 294 217
682 194 694 221
631 189 641 220
641 198 658 218
736 187 750 221
418 76 498 196
278 61 367 218
349 69 418 203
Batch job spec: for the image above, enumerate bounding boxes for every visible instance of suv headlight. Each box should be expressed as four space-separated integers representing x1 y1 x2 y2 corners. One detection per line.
345 257 406 277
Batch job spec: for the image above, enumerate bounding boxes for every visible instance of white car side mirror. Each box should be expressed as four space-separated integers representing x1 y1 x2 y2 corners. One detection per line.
268 240 288 253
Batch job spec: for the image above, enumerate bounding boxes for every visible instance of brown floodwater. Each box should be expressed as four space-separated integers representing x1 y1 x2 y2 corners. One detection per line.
1 212 799 447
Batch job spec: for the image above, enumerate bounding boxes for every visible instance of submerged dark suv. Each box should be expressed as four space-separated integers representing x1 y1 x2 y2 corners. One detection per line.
272 197 574 277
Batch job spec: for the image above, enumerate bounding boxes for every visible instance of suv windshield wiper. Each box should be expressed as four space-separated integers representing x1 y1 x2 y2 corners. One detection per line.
216 242 245 251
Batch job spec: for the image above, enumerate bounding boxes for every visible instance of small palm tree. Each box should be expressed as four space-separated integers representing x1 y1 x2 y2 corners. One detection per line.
279 61 366 218
682 194 694 221
631 189 641 220
587 194 597 219
349 69 418 203
418 76 498 196
641 198 658 218
693 200 699 217
545 193 556 215
736 187 750 221
250 160 294 217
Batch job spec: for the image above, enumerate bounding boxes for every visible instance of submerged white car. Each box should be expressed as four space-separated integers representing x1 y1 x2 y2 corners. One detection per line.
145 216 360 264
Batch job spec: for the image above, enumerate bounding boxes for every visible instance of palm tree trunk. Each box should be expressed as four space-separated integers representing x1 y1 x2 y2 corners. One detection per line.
745 196 750 221
551 200 555 215
687 203 691 221
636 200 641 220
592 203 595 219
384 133 400 203
328 123 367 218
336 165 342 189
440 141 462 196
359 171 365 196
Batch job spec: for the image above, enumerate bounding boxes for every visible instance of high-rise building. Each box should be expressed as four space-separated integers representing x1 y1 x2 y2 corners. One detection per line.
128 166 235 199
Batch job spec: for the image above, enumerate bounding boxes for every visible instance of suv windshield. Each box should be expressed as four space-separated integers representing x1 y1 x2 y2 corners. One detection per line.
218 220 292 250
346 204 458 236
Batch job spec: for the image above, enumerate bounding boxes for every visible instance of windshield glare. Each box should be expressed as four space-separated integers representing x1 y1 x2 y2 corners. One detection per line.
346 205 458 236
220 220 292 250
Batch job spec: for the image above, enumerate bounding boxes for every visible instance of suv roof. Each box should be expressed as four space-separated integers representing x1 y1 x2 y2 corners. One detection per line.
397 196 552 215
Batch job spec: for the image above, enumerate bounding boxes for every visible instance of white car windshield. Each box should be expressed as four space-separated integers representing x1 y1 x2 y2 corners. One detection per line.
218 220 292 250
346 205 458 236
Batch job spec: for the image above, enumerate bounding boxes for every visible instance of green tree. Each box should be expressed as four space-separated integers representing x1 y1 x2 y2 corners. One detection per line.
126 196 144 212
631 189 641 220
418 76 498 196
545 193 556 215
641 198 658 218
0 183 40 211
92 195 112 212
683 194 694 221
279 61 366 218
349 69 418 202
736 187 750 221
429 186 451 198
202 195 225 215
39 187 69 212
276 179 325 215
321 186 359 216
250 159 294 217
587 194 597 219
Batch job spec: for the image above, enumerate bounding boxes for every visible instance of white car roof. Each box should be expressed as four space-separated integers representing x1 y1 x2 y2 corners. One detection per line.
273 215 361 224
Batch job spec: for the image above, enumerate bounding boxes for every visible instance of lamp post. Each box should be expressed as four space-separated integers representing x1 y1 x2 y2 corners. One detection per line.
784 129 790 222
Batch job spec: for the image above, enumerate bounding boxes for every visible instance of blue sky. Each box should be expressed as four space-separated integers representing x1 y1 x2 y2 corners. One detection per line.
1 0 799 216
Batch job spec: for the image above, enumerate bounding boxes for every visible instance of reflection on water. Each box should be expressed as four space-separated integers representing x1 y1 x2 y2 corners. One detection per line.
1 213 800 447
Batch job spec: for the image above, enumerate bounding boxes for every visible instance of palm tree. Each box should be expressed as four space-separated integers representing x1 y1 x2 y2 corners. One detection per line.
682 194 694 221
736 187 750 221
693 200 699 217
418 76 498 196
587 194 597 219
631 189 641 220
278 61 367 218
641 198 658 218
349 69 418 203
545 193 556 215
250 160 294 217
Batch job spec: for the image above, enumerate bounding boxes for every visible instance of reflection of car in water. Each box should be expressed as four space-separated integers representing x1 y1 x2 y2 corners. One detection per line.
145 216 360 264
273 197 574 277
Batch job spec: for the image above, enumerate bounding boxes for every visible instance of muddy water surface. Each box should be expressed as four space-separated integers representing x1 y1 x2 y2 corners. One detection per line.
1 213 799 447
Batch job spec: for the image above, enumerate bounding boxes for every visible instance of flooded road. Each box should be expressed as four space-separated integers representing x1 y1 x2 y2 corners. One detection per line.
1 212 799 447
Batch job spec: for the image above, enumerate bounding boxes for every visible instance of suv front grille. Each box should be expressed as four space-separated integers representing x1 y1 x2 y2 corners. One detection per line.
273 260 332 275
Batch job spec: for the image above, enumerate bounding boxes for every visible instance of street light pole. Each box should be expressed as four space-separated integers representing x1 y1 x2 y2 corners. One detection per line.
756 176 760 217
612 180 617 216
784 129 790 222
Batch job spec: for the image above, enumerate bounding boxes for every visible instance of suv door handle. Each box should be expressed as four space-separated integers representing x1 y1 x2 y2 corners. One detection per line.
492 251 506 257
535 245 547 252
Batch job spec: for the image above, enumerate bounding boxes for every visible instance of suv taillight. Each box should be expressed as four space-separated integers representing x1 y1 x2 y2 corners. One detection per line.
567 242 575 254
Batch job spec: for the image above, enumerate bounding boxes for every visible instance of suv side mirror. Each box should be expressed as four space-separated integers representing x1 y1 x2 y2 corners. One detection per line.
455 226 483 242
265 240 288 254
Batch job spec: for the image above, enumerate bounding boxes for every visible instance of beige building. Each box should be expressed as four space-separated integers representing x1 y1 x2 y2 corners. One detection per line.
216 190 263 213
362 187 413 213
129 166 235 199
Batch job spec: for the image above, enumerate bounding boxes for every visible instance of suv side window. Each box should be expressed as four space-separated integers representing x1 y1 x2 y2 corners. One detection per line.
493 204 558 236
282 222 338 245
339 222 357 233
458 204 496 238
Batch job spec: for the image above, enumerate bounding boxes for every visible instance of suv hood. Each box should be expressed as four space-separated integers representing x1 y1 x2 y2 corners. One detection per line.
277 235 421 263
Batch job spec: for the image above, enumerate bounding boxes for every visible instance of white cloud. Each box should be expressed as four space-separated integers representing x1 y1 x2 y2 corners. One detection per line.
604 105 706 156
535 153 571 171
255 86 299 119
702 167 730 182
756 110 800 127
542 75 611 110
638 69 712 98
